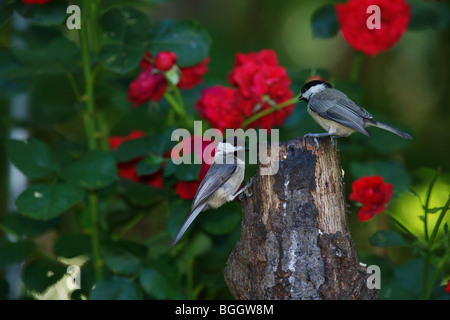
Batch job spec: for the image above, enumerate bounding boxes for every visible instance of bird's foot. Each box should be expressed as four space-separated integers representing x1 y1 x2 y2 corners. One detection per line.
233 177 253 201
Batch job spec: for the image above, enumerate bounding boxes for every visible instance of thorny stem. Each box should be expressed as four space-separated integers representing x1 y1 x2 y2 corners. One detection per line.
80 0 103 282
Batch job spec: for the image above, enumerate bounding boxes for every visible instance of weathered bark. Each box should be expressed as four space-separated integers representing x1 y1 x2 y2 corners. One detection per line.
224 136 378 300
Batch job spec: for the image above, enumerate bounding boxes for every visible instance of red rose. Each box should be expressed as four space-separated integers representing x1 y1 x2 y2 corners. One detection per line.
177 58 210 89
108 131 164 189
349 176 393 221
22 0 52 4
195 86 244 133
128 68 168 107
154 51 177 72
445 281 450 294
139 51 153 70
172 136 217 200
227 49 294 130
336 0 410 56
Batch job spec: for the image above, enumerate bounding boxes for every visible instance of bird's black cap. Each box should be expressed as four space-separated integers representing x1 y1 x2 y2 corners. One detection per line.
298 80 333 101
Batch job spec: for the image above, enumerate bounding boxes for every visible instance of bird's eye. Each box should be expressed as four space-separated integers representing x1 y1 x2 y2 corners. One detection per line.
301 88 306 94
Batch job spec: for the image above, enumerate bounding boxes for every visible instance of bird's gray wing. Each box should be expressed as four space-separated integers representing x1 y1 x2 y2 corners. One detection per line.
310 89 373 135
190 160 237 211
170 160 237 247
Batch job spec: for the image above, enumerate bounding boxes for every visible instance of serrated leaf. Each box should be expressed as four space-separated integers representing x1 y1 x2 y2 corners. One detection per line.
6 138 59 179
174 162 201 181
369 230 407 248
0 239 35 269
135 154 165 176
0 213 59 237
22 260 67 294
53 234 91 259
119 179 166 206
101 7 151 42
311 4 339 39
167 199 191 239
16 183 84 220
148 19 211 67
99 43 145 74
112 135 153 163
139 267 178 299
60 150 118 190
199 201 241 235
89 277 142 300
102 241 145 275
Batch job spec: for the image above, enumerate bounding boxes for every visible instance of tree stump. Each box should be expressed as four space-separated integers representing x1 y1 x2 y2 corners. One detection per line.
224 136 378 300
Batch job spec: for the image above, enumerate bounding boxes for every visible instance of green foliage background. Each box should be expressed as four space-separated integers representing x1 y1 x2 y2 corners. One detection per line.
0 0 449 300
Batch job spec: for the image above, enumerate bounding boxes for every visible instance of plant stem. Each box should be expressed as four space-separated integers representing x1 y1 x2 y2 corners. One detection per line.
350 52 364 82
420 248 450 299
88 191 103 281
164 91 189 128
80 0 97 150
186 257 194 299
429 196 450 248
80 0 103 282
112 211 146 241
242 95 300 129
424 169 440 242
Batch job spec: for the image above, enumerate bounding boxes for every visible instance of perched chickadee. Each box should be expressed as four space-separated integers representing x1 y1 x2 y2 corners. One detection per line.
298 80 412 139
169 136 251 247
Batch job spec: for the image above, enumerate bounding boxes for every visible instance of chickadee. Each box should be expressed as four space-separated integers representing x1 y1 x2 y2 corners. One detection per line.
169 136 251 247
298 80 412 139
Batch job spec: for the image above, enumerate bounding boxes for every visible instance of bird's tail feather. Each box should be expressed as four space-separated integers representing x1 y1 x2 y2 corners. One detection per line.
370 121 412 140
169 203 207 248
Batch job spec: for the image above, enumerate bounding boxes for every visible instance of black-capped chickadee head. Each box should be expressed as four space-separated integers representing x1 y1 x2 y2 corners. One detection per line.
215 136 249 157
298 80 333 102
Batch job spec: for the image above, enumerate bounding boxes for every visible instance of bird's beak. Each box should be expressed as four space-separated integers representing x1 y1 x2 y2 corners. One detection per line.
297 96 305 101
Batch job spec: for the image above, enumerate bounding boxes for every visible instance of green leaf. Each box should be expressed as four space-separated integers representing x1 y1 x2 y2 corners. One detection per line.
112 135 153 163
148 19 211 67
12 37 80 74
53 234 91 259
139 267 178 299
135 154 165 176
15 1 67 26
167 199 191 239
174 162 201 181
60 150 118 190
101 7 151 42
119 179 166 207
102 241 145 275
0 239 35 270
89 277 142 300
22 260 67 294
99 43 145 74
16 183 84 220
369 230 408 248
199 201 241 235
311 4 339 39
0 213 60 237
6 138 59 179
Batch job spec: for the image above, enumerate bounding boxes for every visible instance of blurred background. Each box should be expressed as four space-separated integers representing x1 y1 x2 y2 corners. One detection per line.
0 0 449 300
